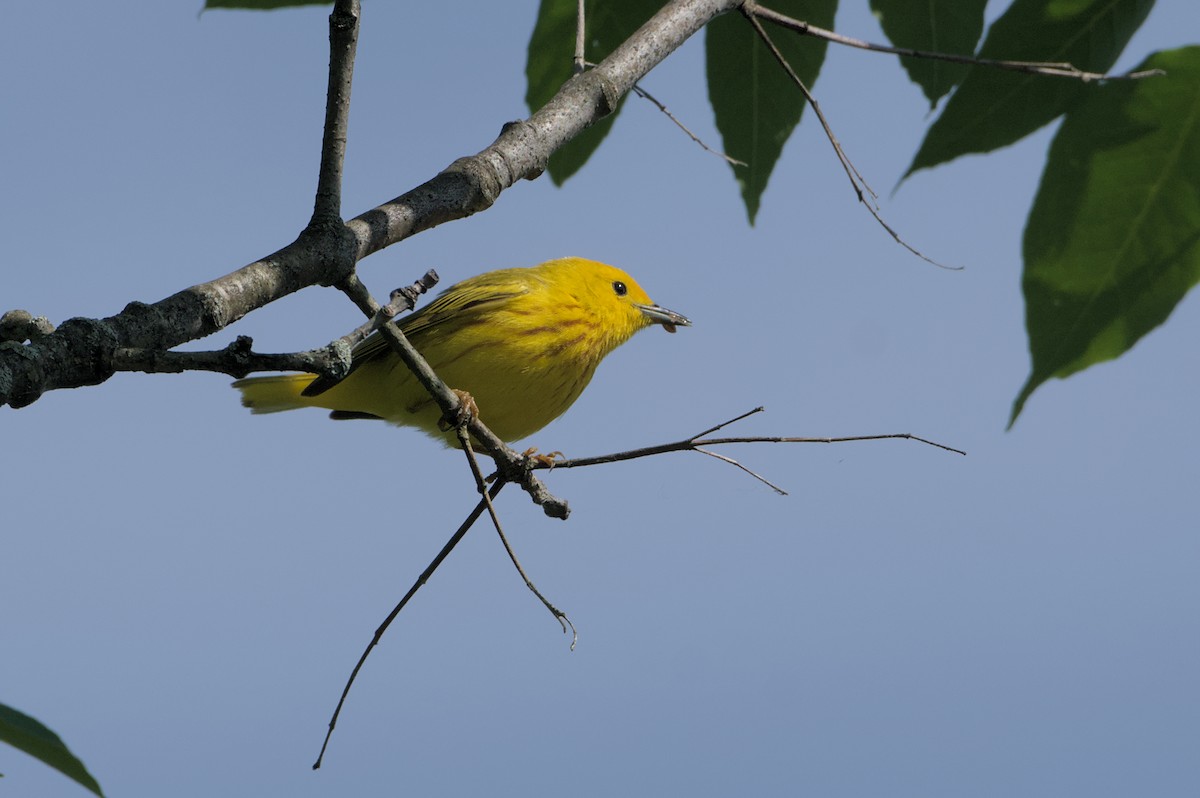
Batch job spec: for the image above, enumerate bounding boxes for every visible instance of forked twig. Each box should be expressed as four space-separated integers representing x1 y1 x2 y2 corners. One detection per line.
535 407 966 494
315 427 584 767
315 407 964 764
299 0 1002 770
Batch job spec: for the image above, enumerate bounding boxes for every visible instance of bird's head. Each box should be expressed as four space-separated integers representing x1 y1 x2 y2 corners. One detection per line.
541 258 691 358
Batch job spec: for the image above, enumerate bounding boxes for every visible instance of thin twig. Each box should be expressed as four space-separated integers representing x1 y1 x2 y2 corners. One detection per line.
698 433 965 455
747 2 1165 82
553 431 967 468
743 11 959 270
315 407 962 760
111 335 352 380
691 405 767 439
458 428 578 649
695 447 789 495
336 271 382 318
312 478 507 770
531 408 965 493
336 270 440 353
573 0 587 75
300 270 440 395
312 0 361 223
631 83 747 167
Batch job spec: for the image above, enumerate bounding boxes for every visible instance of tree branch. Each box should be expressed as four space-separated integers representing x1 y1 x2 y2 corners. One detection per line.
311 407 966 762
0 0 739 410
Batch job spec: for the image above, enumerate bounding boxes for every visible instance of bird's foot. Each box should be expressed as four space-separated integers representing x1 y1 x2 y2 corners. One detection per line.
521 447 565 469
438 389 479 432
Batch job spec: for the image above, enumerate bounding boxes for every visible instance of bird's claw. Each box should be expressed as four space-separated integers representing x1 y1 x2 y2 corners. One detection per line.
521 447 565 469
438 389 479 432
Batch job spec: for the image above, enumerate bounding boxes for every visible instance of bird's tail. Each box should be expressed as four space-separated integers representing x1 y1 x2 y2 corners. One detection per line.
232 374 319 414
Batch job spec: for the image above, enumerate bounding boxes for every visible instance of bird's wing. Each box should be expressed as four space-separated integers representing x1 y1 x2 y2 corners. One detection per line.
301 277 530 397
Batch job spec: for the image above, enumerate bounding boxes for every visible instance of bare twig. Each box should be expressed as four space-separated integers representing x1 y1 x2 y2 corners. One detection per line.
743 11 959 270
695 432 965 456
690 405 768 438
631 83 747 167
694 447 789 495
335 270 440 353
531 407 965 493
312 0 361 223
314 422 580 768
336 271 382 318
313 406 963 761
112 335 352 380
747 2 1165 82
458 428 577 648
312 478 508 770
3 1 742 410
573 0 587 75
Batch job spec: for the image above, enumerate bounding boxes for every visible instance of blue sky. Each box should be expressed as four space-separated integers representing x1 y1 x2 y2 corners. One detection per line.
3 2 1197 796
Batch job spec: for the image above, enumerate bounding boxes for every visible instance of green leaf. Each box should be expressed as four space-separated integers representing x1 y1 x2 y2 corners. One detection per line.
525 0 659 185
869 0 987 109
1011 47 1200 425
204 0 329 9
706 0 838 224
0 703 104 797
906 0 1155 178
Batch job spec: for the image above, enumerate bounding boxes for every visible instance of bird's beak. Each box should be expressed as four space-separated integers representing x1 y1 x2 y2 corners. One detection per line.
636 303 691 334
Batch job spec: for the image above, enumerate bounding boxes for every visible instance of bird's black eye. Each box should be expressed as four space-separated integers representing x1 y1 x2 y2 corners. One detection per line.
612 280 627 296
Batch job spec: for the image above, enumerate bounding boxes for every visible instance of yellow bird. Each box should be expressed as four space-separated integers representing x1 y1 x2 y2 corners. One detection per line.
233 257 690 443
